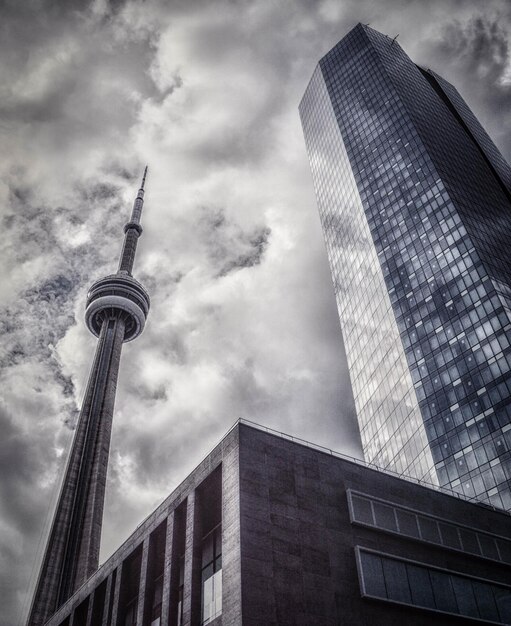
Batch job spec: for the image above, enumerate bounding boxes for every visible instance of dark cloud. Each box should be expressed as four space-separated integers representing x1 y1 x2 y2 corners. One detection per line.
1 1 510 625
0 396 71 624
424 14 511 156
197 207 271 276
440 16 509 80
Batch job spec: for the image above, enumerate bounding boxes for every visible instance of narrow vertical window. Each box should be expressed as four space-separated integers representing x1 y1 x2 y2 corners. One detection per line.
91 579 107 626
170 501 187 626
197 466 222 625
177 555 185 626
201 524 222 624
118 548 142 626
150 574 163 626
73 598 89 626
143 521 166 626
124 599 137 626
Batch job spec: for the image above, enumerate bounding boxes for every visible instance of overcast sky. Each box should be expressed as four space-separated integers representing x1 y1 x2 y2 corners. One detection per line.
2 0 511 624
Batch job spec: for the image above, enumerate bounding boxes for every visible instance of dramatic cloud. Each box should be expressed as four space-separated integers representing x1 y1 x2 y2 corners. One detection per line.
1 1 510 624
426 14 511 156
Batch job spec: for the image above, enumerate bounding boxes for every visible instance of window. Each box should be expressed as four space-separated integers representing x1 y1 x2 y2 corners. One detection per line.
169 501 187 626
91 579 107 626
396 509 419 538
201 524 222 625
177 555 184 626
150 575 163 626
381 557 410 603
373 501 397 531
144 522 166 626
73 599 89 626
118 548 142 626
352 494 373 524
124 600 137 626
348 490 510 564
197 465 222 625
358 547 511 623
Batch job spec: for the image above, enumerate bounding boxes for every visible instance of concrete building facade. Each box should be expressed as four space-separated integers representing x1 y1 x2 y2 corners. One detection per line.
45 422 511 626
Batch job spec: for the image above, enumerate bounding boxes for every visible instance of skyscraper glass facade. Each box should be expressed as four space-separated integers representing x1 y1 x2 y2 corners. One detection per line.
300 24 511 510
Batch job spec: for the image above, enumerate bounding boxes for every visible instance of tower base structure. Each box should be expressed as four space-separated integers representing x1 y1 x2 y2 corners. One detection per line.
42 421 511 626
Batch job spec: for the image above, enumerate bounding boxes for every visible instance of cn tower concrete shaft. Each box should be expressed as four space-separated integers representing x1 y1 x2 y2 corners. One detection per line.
28 170 150 626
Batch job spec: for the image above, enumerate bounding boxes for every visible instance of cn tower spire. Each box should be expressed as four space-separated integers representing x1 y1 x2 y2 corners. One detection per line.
28 169 151 626
119 166 148 274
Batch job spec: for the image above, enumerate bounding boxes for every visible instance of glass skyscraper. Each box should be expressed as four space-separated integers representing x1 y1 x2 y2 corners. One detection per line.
299 24 511 510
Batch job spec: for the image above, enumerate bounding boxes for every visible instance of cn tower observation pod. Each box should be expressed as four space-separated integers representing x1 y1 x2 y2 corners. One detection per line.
85 273 150 342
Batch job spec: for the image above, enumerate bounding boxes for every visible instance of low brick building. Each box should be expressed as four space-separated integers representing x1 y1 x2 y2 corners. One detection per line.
45 421 511 626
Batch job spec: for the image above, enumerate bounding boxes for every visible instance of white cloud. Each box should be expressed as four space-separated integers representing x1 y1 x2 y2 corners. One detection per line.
1 1 510 624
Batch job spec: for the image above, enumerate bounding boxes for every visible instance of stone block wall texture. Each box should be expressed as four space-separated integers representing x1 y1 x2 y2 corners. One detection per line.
238 424 511 626
43 423 511 626
45 426 241 626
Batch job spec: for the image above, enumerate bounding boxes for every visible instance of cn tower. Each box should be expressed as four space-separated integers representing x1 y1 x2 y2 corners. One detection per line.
28 169 151 626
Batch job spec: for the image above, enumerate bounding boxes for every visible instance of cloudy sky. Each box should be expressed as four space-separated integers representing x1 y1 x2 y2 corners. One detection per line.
1 0 511 623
